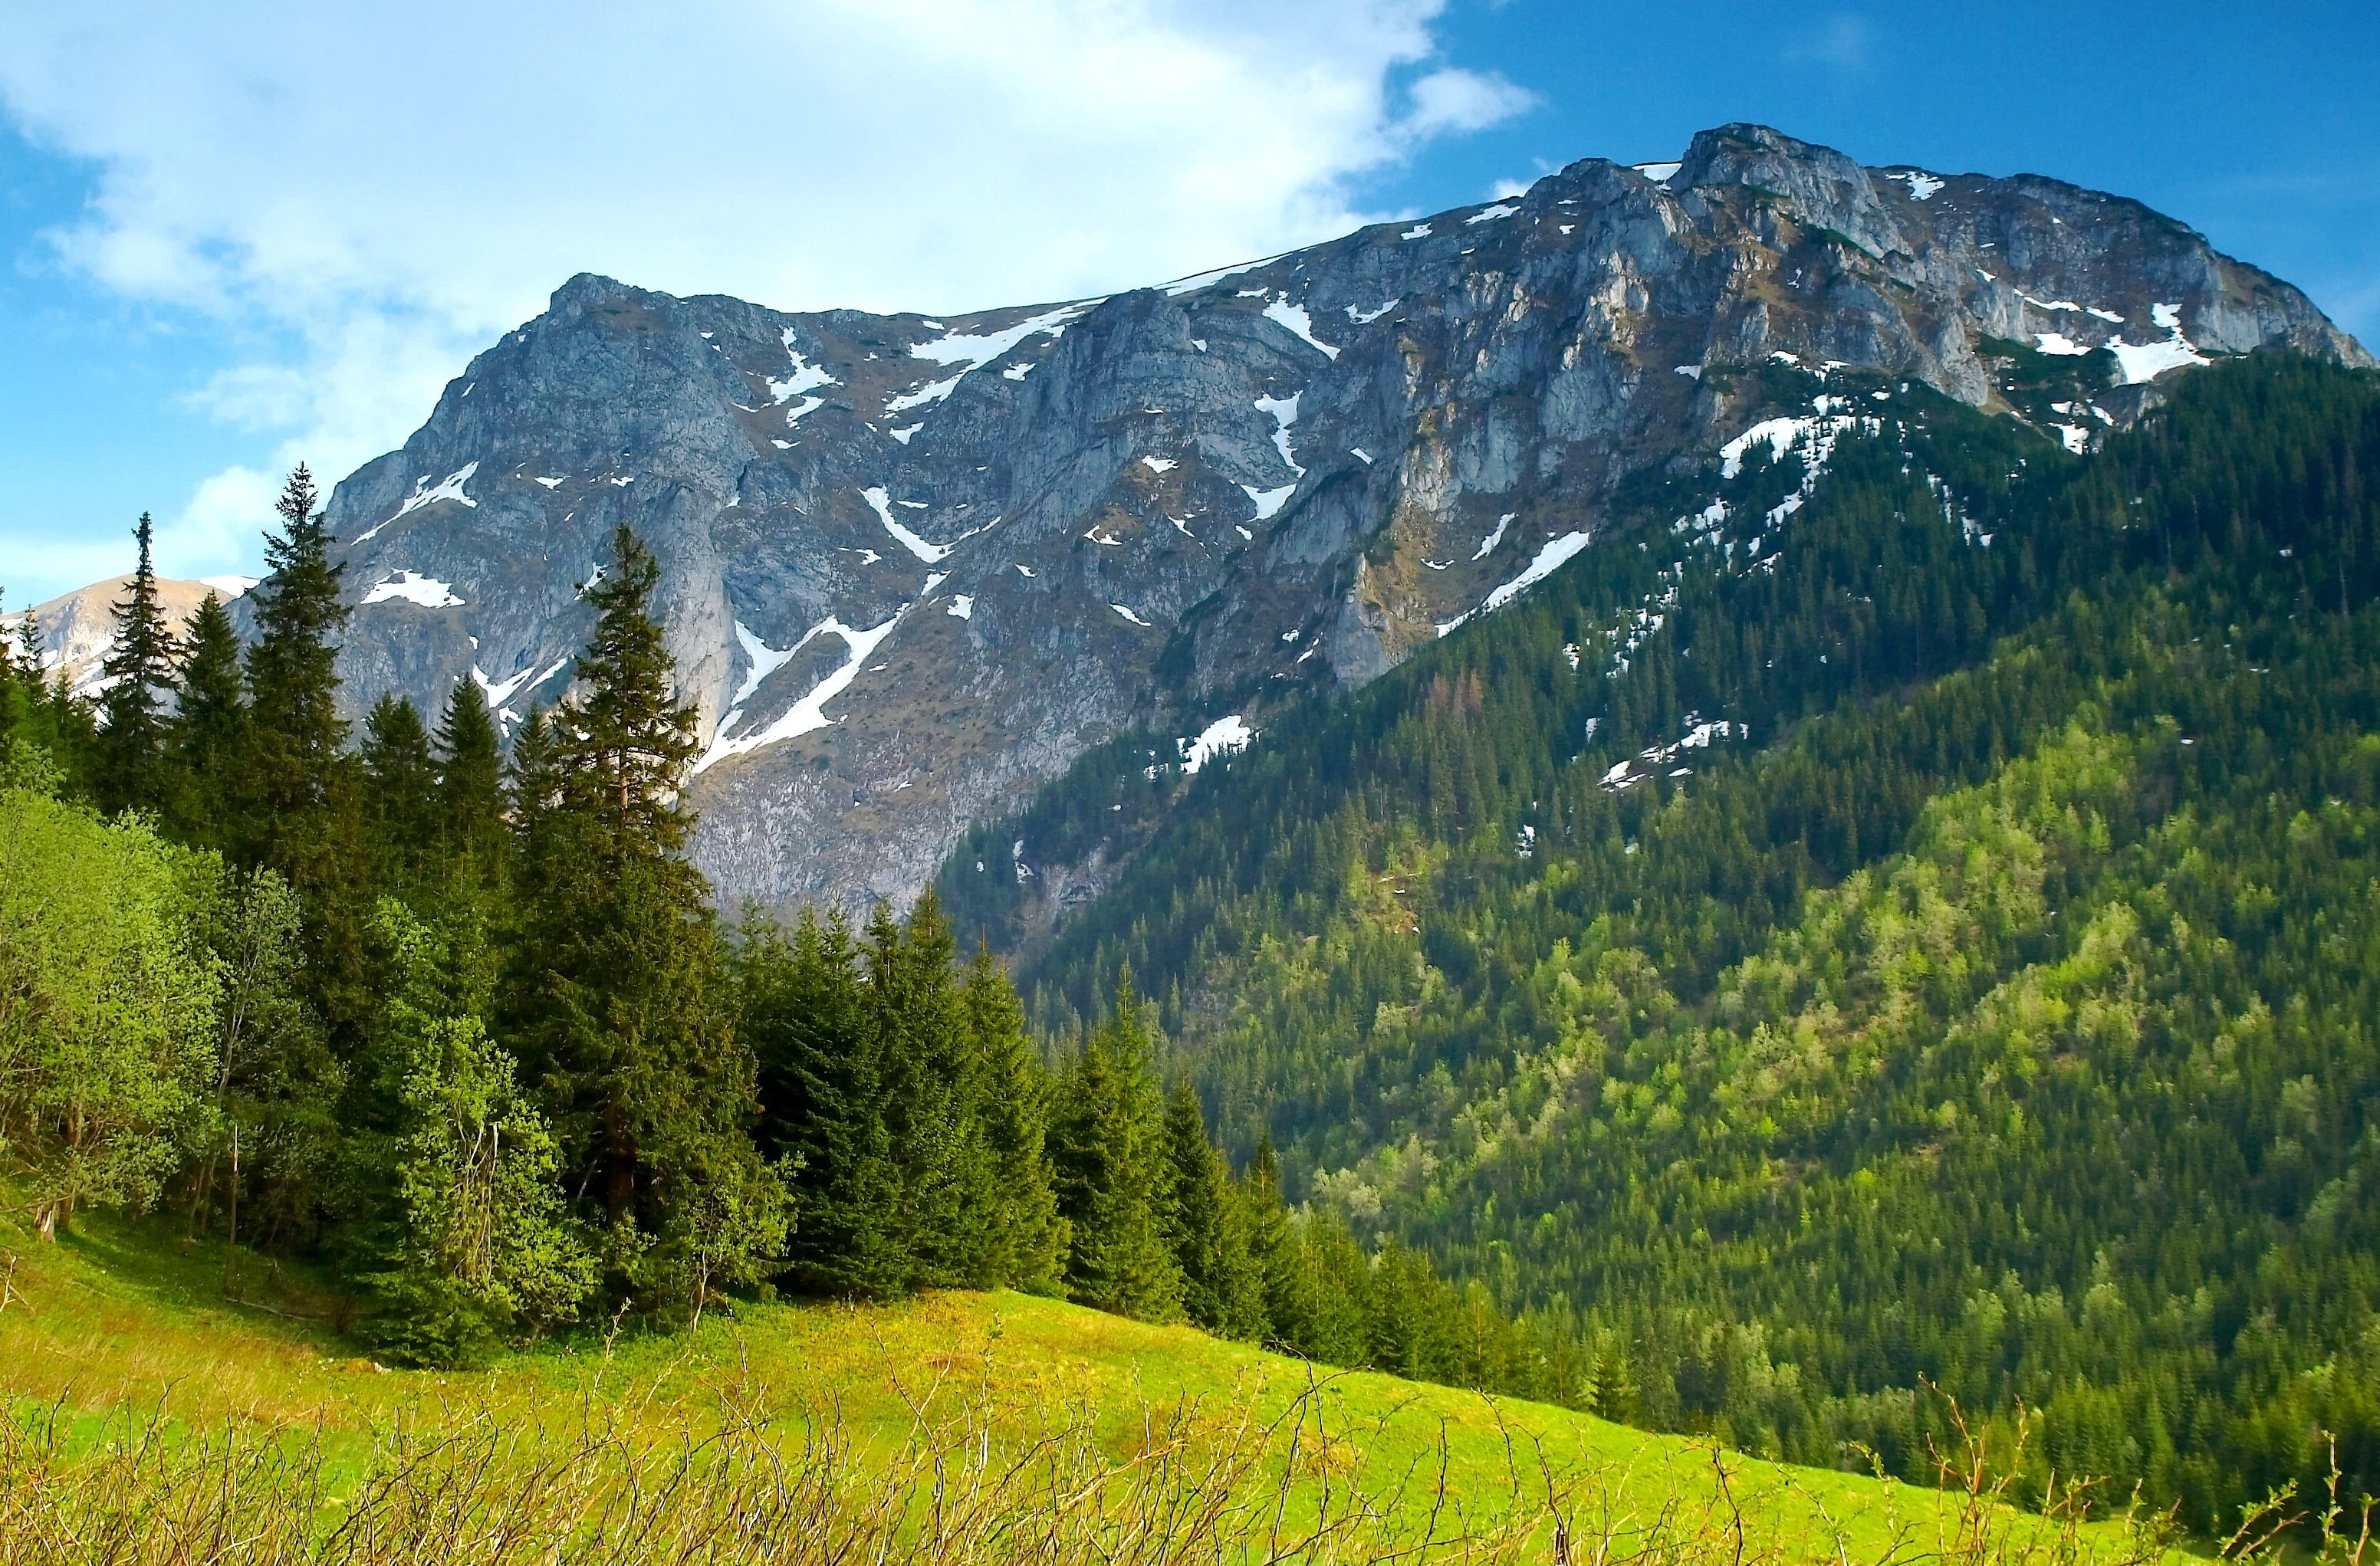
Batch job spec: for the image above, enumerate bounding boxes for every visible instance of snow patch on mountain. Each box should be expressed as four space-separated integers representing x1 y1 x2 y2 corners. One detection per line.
1254 392 1304 476
698 613 902 772
1179 714 1254 773
363 570 463 608
1261 297 1340 360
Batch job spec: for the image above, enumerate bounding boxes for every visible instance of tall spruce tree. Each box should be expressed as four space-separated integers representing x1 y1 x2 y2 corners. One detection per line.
433 677 505 874
867 891 990 1287
243 466 349 836
1242 1136 1309 1352
962 942 1068 1294
94 513 179 815
166 593 245 850
1050 976 1182 1320
740 907 905 1298
1162 1081 1261 1338
505 524 786 1315
362 695 439 894
242 466 372 1039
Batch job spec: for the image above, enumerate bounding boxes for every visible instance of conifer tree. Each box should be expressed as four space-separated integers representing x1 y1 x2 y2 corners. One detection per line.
242 466 372 1039
0 595 38 759
95 513 179 816
962 941 1068 1294
506 524 786 1314
433 677 505 873
1050 975 1182 1319
1242 1136 1309 1351
166 593 245 850
243 466 350 837
739 907 904 1297
869 891 988 1287
362 695 439 894
1163 1081 1258 1336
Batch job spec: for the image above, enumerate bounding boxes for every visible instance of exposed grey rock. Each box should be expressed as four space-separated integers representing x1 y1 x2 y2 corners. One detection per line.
314 123 2368 913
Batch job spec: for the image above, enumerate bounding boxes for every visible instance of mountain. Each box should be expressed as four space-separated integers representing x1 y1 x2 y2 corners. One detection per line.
956 352 2380 1529
22 573 256 698
308 123 2364 914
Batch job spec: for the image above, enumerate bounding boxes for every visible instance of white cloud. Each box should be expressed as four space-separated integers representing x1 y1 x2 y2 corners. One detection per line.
1403 67 1539 137
0 0 1533 587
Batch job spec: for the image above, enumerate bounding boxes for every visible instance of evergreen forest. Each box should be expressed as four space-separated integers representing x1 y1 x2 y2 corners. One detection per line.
939 354 2380 1535
0 479 1550 1380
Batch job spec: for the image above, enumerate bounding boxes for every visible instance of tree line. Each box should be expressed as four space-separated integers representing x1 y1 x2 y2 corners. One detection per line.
0 471 1586 1390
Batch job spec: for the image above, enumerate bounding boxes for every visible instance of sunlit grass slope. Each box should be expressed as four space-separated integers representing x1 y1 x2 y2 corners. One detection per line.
0 1209 2194 1564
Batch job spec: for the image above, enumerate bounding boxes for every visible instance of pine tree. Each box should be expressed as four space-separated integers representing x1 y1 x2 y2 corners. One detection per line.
1242 1136 1310 1351
962 941 1068 1293
868 891 988 1287
362 695 439 894
95 513 179 816
1049 975 1182 1320
564 524 696 853
166 593 245 851
1162 1081 1257 1335
433 677 505 875
505 525 786 1315
242 466 371 1039
739 908 902 1297
243 466 350 837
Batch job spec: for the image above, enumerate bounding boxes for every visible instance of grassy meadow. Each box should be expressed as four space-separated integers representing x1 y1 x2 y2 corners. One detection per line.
0 1208 2236 1565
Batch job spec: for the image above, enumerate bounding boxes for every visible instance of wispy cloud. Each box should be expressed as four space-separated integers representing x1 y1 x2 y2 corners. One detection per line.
0 0 1534 586
1786 14 1875 73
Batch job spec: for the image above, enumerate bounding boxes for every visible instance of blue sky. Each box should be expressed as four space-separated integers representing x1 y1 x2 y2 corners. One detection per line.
2 0 2372 605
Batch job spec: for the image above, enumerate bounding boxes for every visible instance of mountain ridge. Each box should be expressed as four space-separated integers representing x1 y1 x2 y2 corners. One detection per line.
199 122 2365 911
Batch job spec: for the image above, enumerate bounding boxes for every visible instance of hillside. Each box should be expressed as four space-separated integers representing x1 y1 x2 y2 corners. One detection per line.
943 354 2380 1534
0 1206 2181 1563
275 123 2359 914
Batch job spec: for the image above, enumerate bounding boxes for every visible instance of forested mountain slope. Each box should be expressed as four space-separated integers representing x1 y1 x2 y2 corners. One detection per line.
939 355 2380 1529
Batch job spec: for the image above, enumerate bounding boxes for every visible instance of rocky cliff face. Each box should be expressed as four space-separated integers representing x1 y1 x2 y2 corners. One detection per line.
315 123 2368 911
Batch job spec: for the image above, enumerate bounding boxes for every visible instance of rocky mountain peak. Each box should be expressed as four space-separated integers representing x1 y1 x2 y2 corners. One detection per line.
296 124 2365 913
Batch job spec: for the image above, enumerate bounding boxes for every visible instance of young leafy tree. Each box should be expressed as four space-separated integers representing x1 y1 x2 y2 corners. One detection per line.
1050 976 1182 1320
363 900 593 1364
0 785 219 1239
506 524 787 1315
962 941 1068 1294
166 592 246 851
94 514 179 816
361 694 439 894
189 862 341 1260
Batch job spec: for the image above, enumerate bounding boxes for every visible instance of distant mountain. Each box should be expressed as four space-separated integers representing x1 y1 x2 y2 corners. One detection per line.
25 573 255 698
255 123 2361 911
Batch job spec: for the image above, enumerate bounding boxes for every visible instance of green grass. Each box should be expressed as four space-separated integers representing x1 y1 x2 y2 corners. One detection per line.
0 1209 2197 1564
